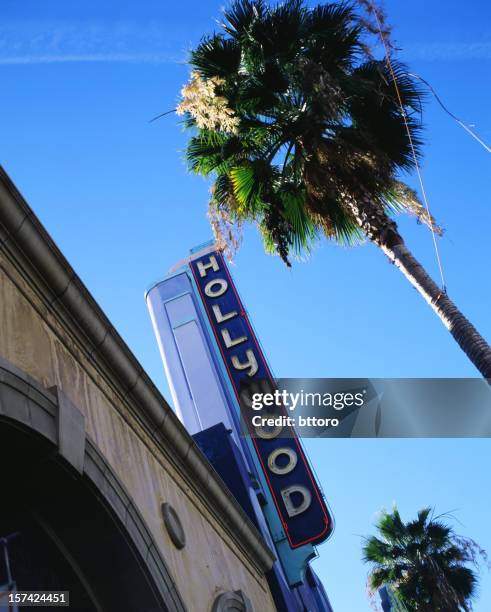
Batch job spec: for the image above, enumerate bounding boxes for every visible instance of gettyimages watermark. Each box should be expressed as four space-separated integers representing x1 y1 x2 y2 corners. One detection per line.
239 378 491 438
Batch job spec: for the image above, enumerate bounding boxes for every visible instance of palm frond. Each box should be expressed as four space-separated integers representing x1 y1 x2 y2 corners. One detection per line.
348 60 424 172
222 0 265 39
211 173 236 209
279 186 317 255
190 35 241 78
186 131 230 175
229 162 268 212
250 0 306 61
306 2 363 68
383 181 442 235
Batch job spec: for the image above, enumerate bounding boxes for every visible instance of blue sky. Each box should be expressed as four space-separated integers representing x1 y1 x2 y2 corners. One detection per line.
1 1 490 609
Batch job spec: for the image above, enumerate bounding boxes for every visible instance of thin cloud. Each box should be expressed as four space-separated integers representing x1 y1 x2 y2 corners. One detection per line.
0 21 187 66
2 21 490 66
0 53 178 65
402 42 491 61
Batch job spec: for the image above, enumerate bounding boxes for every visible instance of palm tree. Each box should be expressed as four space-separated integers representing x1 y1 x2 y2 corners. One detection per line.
362 507 482 611
178 0 491 377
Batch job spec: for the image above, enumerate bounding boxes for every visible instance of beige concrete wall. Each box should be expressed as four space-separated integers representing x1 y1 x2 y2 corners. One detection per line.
0 251 276 612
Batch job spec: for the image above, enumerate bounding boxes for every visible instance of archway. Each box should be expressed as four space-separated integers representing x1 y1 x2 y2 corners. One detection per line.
0 358 185 612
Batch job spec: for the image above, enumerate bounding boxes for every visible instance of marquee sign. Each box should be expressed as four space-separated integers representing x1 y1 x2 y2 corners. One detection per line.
190 251 332 548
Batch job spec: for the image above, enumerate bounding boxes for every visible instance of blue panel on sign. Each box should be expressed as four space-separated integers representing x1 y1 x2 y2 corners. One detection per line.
190 251 332 548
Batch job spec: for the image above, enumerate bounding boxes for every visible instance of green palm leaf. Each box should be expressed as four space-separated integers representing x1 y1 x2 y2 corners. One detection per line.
191 35 241 78
229 163 264 212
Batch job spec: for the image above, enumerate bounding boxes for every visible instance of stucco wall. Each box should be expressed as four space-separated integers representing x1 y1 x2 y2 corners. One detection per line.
0 236 276 612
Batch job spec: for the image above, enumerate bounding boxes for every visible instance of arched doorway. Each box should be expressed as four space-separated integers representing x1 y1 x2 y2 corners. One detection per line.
0 360 185 612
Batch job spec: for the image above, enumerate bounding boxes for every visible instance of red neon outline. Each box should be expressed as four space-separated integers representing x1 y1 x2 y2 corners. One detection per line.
190 251 331 548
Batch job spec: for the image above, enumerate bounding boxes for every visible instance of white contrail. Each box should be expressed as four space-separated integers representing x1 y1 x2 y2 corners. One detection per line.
0 21 185 66
403 41 491 61
0 53 178 65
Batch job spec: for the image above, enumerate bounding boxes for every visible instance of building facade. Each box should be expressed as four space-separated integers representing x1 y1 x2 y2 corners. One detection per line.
146 243 334 611
0 167 280 611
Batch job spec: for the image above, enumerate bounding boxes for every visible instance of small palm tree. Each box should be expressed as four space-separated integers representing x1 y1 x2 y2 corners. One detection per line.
363 507 484 611
178 0 491 377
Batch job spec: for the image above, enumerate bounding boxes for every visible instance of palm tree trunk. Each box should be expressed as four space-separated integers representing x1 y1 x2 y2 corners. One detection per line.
305 158 491 376
340 194 491 377
379 238 491 378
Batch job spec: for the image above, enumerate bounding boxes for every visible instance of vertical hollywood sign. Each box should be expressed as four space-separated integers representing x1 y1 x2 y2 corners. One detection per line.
190 252 332 548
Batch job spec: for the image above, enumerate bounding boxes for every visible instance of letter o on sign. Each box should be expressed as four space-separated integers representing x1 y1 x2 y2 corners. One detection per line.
255 423 283 440
267 447 298 475
205 278 228 298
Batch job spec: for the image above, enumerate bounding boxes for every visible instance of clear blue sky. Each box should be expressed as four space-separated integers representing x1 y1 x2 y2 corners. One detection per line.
1 1 490 609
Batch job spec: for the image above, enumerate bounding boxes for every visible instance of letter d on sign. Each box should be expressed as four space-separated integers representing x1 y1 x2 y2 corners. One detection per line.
281 485 312 518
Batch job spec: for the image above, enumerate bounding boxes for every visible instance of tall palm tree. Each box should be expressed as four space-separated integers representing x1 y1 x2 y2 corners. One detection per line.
178 0 491 377
362 508 481 611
